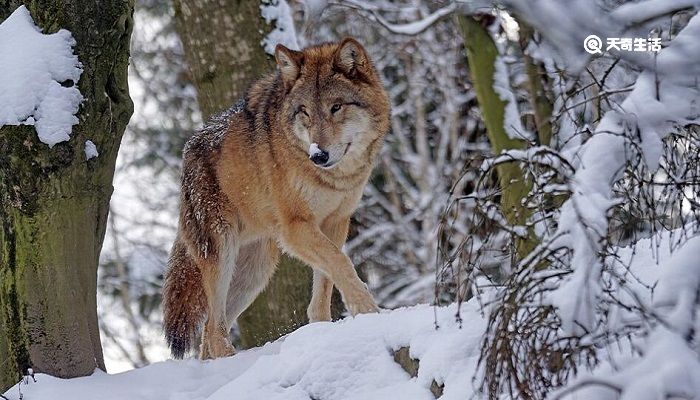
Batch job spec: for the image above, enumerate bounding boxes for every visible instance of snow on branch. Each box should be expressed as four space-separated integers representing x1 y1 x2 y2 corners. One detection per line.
329 0 460 35
0 5 83 147
554 236 700 400
475 5 700 397
611 0 700 26
504 0 700 71
481 146 575 176
548 11 700 335
364 2 456 36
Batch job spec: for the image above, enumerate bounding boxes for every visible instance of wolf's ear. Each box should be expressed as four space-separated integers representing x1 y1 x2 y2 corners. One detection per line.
275 44 303 88
333 38 370 79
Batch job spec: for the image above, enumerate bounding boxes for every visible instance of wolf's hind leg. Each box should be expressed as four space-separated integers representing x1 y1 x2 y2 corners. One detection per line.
200 234 238 359
225 239 280 326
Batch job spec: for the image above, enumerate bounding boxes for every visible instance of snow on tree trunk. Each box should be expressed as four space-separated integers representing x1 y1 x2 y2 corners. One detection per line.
172 0 319 349
0 0 134 391
457 15 537 261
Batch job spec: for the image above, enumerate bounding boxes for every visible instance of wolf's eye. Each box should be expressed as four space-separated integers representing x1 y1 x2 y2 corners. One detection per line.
330 104 342 114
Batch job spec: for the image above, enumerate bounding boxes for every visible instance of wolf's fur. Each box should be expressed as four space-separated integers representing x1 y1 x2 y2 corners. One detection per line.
162 38 391 359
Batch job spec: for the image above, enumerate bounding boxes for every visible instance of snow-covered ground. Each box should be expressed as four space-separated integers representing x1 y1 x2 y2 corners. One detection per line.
2 302 486 400
4 227 697 399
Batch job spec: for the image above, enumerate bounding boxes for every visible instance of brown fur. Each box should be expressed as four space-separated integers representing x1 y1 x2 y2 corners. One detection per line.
162 38 390 359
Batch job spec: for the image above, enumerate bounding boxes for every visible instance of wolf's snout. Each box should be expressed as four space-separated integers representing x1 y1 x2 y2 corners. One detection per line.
309 142 330 166
310 149 329 165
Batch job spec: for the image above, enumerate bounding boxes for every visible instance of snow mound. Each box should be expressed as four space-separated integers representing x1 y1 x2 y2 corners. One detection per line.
0 5 83 147
3 303 486 400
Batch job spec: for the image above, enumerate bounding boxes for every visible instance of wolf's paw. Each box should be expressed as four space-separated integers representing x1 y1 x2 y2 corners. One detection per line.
307 304 332 323
208 338 235 359
346 291 379 316
200 330 236 360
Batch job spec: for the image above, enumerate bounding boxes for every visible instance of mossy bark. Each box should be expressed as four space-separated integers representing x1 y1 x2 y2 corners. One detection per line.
173 0 337 349
457 15 537 260
0 0 134 392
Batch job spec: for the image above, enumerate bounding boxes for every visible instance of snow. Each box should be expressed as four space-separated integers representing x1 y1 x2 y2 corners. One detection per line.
482 146 570 174
261 0 300 55
0 5 83 147
493 56 530 141
301 0 329 22
84 140 98 160
369 2 457 36
3 303 486 400
553 233 700 399
508 0 700 71
3 343 282 400
309 142 322 158
7 228 696 400
611 0 700 25
546 10 700 335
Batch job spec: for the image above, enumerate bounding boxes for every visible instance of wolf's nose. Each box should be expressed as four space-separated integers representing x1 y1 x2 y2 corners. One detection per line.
310 150 329 165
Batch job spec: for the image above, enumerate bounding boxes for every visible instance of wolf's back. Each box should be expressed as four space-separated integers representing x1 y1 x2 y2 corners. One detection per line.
162 239 206 359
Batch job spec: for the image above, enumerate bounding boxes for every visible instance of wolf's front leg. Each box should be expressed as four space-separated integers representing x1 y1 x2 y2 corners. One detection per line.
308 270 334 322
281 218 378 317
307 216 351 322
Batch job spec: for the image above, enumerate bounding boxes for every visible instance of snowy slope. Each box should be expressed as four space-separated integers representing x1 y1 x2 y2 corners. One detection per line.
2 303 486 400
3 230 695 400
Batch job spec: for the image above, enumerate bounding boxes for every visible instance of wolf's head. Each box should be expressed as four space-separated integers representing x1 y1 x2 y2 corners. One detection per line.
275 38 390 170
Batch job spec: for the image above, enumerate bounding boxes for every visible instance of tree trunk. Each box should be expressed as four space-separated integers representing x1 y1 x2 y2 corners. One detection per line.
172 0 274 119
0 0 133 392
456 15 537 261
173 0 329 349
237 257 310 347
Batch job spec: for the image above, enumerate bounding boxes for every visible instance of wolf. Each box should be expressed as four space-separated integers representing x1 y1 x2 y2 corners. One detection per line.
162 38 391 359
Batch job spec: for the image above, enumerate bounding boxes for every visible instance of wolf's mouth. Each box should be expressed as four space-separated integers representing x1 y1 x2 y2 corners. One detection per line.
342 142 352 155
319 142 352 169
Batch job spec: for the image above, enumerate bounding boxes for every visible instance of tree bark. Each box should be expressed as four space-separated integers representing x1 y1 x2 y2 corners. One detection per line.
456 15 537 261
0 0 134 392
172 0 333 349
172 0 274 119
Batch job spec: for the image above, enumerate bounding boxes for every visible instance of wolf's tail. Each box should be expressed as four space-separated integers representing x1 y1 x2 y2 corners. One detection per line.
162 239 206 359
